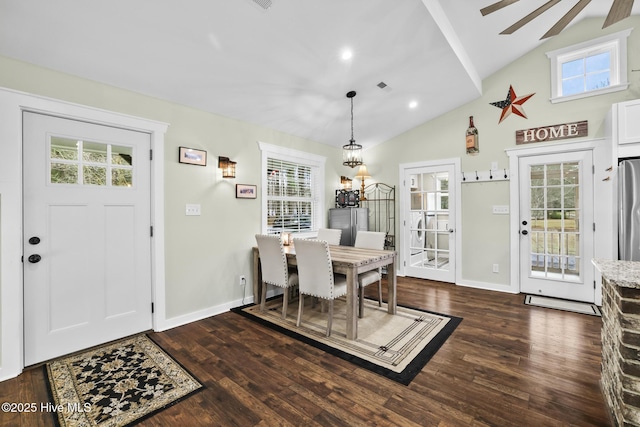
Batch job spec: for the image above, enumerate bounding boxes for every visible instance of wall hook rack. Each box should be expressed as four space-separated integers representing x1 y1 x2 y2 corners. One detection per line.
462 169 510 183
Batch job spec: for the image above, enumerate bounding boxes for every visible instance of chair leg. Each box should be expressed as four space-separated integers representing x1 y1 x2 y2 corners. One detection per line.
326 299 333 337
296 294 304 327
260 281 267 312
358 284 365 318
282 288 289 320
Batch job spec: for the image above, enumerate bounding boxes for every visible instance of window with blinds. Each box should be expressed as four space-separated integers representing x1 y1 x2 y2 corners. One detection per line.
266 158 315 234
259 141 326 237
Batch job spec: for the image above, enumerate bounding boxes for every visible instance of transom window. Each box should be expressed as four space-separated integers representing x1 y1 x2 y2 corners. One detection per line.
49 136 134 187
546 29 630 103
258 141 325 237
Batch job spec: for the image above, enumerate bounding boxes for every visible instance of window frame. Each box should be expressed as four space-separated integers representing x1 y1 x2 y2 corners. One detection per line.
258 141 326 238
546 29 631 104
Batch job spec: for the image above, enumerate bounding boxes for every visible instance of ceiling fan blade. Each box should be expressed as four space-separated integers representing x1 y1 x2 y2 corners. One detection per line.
500 0 561 35
480 0 519 16
603 0 634 28
541 0 592 39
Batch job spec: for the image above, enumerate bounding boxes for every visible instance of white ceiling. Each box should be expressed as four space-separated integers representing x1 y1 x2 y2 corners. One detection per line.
0 0 637 149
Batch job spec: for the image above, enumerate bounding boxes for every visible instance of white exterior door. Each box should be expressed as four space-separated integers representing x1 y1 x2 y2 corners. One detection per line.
518 151 595 302
404 164 456 283
23 112 153 365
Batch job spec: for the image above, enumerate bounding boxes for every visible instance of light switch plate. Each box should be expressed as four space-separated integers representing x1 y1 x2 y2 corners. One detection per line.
492 205 509 214
186 204 201 216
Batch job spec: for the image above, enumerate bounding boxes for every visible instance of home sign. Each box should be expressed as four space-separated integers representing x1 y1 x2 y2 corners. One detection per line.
515 120 587 145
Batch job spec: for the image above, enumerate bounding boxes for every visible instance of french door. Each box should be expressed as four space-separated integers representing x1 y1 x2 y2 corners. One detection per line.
404 163 456 283
518 151 594 302
23 112 153 365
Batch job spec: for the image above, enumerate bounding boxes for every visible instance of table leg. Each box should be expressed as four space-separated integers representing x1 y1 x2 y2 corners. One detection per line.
387 255 397 315
345 267 358 340
252 248 261 304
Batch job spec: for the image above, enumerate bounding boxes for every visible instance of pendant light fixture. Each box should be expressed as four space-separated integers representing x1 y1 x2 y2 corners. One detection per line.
342 90 363 168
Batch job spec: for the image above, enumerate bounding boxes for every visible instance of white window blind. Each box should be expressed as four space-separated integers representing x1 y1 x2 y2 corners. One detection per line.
258 142 326 236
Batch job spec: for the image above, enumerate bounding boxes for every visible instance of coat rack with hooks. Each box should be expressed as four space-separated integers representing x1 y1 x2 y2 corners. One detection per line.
461 169 509 183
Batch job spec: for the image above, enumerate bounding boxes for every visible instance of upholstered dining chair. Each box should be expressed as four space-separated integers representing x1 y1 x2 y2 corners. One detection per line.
316 228 342 245
255 234 299 319
293 238 347 337
353 231 386 318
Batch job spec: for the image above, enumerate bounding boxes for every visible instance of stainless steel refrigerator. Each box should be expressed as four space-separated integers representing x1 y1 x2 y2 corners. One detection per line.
619 159 640 260
328 208 368 246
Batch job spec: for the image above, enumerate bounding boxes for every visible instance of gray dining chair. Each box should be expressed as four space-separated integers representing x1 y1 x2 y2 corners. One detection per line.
316 228 342 245
293 238 347 337
255 234 299 319
354 231 386 318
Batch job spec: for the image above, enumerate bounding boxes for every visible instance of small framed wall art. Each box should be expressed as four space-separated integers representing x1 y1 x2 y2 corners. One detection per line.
236 184 257 199
179 147 207 166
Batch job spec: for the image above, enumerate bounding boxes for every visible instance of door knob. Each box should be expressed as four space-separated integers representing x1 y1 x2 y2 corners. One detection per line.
521 230 529 235
522 220 528 226
28 254 41 263
448 229 454 233
28 236 41 245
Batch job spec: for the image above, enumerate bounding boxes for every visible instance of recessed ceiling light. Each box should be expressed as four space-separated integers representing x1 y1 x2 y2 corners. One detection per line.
409 101 418 109
341 49 353 61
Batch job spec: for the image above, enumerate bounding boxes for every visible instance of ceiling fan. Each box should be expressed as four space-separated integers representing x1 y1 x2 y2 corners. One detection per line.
481 0 635 39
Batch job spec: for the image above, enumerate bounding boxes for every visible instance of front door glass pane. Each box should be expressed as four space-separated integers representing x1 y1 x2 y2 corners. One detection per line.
528 162 580 281
49 137 134 188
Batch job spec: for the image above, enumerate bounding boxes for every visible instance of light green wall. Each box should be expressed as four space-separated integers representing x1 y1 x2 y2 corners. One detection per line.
0 16 638 322
0 56 342 319
365 17 640 287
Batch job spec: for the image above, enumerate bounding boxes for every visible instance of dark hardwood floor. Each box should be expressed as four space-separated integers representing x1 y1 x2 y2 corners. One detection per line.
0 277 611 426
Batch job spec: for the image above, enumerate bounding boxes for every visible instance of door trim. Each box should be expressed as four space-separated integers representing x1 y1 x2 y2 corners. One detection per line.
0 87 168 381
399 158 461 282
506 138 611 304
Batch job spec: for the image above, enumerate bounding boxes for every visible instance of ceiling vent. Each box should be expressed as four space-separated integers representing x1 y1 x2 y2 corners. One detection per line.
251 0 272 10
377 81 392 92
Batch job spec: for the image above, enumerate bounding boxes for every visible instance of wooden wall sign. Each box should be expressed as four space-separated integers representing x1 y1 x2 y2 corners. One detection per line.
515 120 587 145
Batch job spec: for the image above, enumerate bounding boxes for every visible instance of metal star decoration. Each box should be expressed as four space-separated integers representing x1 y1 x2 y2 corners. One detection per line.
490 85 535 123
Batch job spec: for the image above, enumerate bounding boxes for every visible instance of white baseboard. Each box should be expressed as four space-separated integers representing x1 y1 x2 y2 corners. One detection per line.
456 279 519 294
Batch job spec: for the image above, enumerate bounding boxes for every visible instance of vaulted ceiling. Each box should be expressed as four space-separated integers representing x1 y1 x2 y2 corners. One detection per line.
0 0 637 149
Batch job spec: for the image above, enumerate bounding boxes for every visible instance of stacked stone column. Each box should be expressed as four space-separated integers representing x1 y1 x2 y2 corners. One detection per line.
601 277 640 426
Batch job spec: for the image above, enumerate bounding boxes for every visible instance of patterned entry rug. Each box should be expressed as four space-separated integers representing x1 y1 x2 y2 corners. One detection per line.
233 297 461 385
45 334 203 427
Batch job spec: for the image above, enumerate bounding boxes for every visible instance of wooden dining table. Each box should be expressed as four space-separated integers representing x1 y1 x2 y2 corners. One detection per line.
252 244 397 340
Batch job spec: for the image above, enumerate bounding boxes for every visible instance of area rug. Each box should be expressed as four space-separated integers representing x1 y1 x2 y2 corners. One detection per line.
233 298 461 385
45 334 203 427
524 295 602 316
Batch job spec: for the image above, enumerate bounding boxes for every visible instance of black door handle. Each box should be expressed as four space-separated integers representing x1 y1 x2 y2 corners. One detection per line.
521 230 529 235
29 236 41 245
28 254 41 263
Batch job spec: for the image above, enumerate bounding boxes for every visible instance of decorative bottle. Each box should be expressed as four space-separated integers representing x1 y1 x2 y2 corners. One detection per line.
466 116 479 154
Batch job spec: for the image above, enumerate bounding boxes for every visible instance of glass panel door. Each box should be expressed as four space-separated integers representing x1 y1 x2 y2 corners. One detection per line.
519 151 594 302
405 164 455 283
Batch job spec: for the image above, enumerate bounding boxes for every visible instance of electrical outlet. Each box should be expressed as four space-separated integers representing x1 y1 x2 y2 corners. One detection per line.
492 264 499 273
239 275 246 286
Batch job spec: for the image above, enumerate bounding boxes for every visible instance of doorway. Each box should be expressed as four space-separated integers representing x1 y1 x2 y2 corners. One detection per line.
401 161 458 283
23 112 153 365
517 150 595 302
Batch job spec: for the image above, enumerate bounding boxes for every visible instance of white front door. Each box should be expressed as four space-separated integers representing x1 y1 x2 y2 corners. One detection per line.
518 151 595 302
404 164 456 282
23 112 153 365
